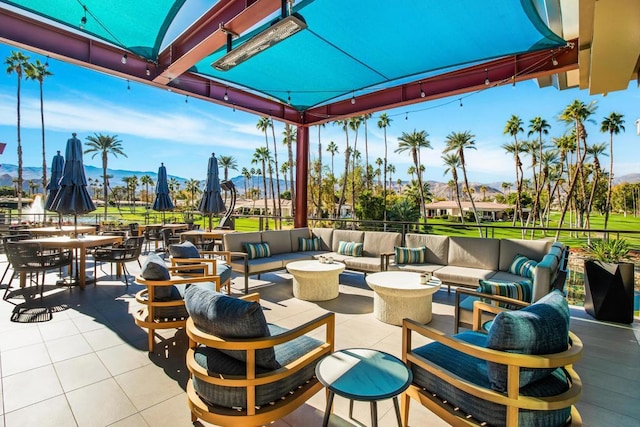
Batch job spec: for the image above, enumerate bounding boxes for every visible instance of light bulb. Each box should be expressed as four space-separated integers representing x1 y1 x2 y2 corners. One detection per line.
552 57 558 66
121 54 127 64
485 77 490 85
80 16 87 29
223 88 229 101
145 65 150 76
351 96 356 105
419 83 425 98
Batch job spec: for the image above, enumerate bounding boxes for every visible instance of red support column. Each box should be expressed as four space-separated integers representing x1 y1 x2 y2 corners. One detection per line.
294 125 309 228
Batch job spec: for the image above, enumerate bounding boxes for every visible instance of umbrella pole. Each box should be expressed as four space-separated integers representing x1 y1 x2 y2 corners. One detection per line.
209 214 212 231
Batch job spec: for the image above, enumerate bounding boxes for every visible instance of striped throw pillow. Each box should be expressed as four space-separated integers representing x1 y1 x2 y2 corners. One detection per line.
394 246 426 264
337 241 363 257
508 254 537 279
244 242 271 260
298 237 320 251
478 279 533 310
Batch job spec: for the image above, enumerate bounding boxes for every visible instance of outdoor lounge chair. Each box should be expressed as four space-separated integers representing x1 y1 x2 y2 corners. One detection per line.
168 240 233 294
402 290 583 427
184 286 335 426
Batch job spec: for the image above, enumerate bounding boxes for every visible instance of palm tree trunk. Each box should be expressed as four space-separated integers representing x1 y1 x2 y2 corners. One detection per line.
460 153 481 236
604 131 614 231
261 160 269 230
102 153 109 220
270 123 282 228
16 76 23 216
317 127 323 219
382 129 388 225
555 145 587 240
337 148 350 219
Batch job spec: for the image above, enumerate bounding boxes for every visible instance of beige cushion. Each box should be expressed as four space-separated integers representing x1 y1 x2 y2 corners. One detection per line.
331 230 365 252
490 271 531 283
271 252 314 266
345 256 383 272
405 234 449 265
224 231 263 253
362 231 401 257
230 257 283 274
260 230 292 255
290 228 311 252
435 265 496 287
311 228 334 251
387 263 445 274
448 236 500 270
498 239 551 271
312 252 352 263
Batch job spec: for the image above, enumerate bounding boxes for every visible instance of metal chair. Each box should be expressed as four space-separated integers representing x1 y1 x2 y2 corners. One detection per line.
128 222 139 236
93 236 144 285
143 225 164 252
1 234 32 286
160 228 180 256
3 241 73 300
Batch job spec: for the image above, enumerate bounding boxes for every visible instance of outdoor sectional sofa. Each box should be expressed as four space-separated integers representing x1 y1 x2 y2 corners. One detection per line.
223 227 401 293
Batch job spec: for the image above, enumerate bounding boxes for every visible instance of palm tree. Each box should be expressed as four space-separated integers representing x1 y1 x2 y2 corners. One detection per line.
361 113 372 188
348 117 363 219
326 141 339 178
168 177 180 206
585 142 607 235
600 112 625 231
480 185 488 201
241 167 250 196
140 175 154 207
25 59 53 194
442 153 464 223
252 146 271 230
387 164 395 190
444 131 481 235
258 117 282 222
503 115 525 225
528 116 550 193
280 162 289 192
283 124 295 215
377 113 392 223
84 134 126 220
5 50 30 216
218 155 237 181
316 123 325 218
556 100 597 236
334 120 350 219
501 182 511 196
523 139 542 229
375 157 383 187
395 129 431 221
185 178 201 210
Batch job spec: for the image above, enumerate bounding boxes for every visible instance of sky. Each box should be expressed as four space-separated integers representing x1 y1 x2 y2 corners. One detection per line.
1 42 639 187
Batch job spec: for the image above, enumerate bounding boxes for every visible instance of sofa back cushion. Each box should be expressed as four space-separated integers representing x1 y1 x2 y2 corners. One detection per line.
486 290 569 392
498 239 550 271
224 231 262 253
362 231 401 257
331 230 364 252
261 230 292 254
184 286 279 370
289 228 311 251
311 228 333 251
448 237 500 270
405 234 449 265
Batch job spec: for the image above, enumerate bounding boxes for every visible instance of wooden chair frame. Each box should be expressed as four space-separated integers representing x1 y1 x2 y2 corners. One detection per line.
186 293 335 427
402 301 583 427
170 250 232 295
454 288 531 333
134 264 220 352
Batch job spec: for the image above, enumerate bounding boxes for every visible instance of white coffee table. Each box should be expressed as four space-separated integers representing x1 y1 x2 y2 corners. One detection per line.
286 260 345 301
365 271 441 325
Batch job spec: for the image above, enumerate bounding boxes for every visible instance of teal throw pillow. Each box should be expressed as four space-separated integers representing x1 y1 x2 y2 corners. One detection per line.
337 241 363 257
486 290 569 392
244 242 271 259
508 254 537 279
477 279 533 310
298 237 320 251
184 286 278 369
394 246 426 264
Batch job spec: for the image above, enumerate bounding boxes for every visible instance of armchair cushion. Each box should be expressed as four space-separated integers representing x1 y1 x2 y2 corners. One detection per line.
394 246 426 264
337 241 363 257
477 279 533 310
184 286 278 369
298 237 321 251
141 253 171 299
244 242 271 260
191 323 322 408
486 290 570 391
508 254 537 279
168 240 200 258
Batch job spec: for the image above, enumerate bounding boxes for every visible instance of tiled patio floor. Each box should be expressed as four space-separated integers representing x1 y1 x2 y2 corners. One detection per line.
0 254 638 426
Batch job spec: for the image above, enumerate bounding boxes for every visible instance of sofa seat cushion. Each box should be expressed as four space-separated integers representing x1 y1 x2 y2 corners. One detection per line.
434 265 496 287
386 263 445 274
192 323 322 409
231 257 283 274
412 331 572 427
216 264 233 285
185 286 278 369
344 256 383 273
312 252 352 263
489 270 529 283
271 252 314 266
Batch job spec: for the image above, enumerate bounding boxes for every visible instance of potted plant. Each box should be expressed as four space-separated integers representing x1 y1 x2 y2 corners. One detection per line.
583 239 635 323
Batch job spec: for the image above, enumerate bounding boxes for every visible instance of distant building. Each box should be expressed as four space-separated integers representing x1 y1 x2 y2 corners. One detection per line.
424 200 512 221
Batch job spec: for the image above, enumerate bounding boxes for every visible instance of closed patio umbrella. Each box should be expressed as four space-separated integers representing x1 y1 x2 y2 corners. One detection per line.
152 162 174 223
44 150 64 211
197 153 225 230
49 133 96 233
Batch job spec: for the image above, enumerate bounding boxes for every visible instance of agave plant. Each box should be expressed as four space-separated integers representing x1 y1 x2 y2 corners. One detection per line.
586 239 631 263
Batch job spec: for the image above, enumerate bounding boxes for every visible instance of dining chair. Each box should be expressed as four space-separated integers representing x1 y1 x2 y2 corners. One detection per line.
93 236 144 285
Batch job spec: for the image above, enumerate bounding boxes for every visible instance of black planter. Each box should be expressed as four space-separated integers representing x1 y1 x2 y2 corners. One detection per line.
583 260 635 324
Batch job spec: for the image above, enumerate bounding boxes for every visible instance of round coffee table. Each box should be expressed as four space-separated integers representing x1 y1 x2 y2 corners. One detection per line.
365 271 441 325
316 348 412 427
285 260 345 301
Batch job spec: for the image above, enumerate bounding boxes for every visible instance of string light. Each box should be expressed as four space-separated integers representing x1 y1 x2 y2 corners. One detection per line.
351 91 356 105
185 95 189 104
44 56 49 68
126 79 130 91
459 98 463 108
405 112 408 120
419 82 425 98
223 87 229 101
121 53 127 64
552 57 558 66
145 64 150 76
512 75 516 88
79 5 87 29
484 68 490 86
287 91 291 104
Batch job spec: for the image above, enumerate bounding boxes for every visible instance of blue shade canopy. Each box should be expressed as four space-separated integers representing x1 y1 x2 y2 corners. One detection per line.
198 153 225 214
152 163 174 212
49 134 96 215
44 150 64 211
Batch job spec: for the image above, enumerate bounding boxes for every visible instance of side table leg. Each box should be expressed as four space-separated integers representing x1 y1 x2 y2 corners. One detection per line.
370 401 378 427
392 396 402 426
322 391 335 427
349 399 354 419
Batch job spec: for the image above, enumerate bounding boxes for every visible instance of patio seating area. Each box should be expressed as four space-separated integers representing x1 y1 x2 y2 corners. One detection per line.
0 252 638 426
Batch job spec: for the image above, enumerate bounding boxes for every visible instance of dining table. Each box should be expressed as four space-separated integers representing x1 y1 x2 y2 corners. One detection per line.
27 225 97 237
178 229 236 249
137 223 189 237
18 234 123 289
